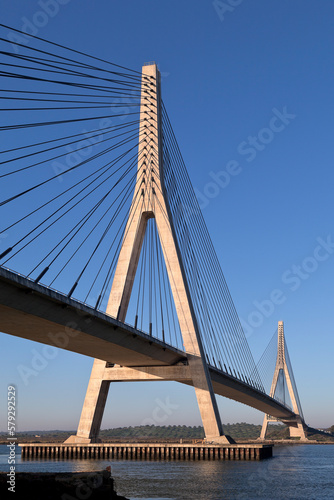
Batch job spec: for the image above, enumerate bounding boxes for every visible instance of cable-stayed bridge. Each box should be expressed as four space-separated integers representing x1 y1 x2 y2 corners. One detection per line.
0 25 308 443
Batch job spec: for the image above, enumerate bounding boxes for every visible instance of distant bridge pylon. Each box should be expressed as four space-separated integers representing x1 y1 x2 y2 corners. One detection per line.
260 321 308 440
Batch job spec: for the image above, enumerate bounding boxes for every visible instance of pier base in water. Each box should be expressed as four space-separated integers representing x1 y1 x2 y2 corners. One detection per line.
20 442 272 461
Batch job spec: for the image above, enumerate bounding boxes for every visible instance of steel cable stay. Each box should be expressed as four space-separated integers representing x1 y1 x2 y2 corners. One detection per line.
134 195 149 331
0 24 144 78
0 65 142 95
139 215 148 333
149 146 168 341
96 172 149 313
83 171 146 307
148 220 153 335
92 156 149 301
150 193 165 342
0 69 142 95
153 218 166 342
273 370 290 408
0 120 145 175
1 62 140 90
131 194 150 331
0 109 141 133
192 266 224 368
0 89 141 101
157 229 182 348
159 114 245 372
65 167 144 298
255 330 277 394
150 193 200 355
1 103 140 112
1 45 149 292
0 127 146 210
0 141 144 238
179 232 248 380
161 199 240 376
0 36 142 86
0 52 143 89
30 160 145 299
154 191 225 365
160 103 264 390
0 52 144 89
1 139 146 271
0 44 144 93
88 157 183 346
161 187 240 373
285 344 304 419
0 119 142 156
125 208 183 348
0 137 144 257
194 263 233 371
178 199 262 385
142 181 190 345
162 109 245 356
160 132 250 378
0 124 145 185
160 103 260 380
0 96 140 106
0 50 138 75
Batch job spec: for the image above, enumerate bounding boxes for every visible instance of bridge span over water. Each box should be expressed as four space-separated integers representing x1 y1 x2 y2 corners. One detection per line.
0 267 300 427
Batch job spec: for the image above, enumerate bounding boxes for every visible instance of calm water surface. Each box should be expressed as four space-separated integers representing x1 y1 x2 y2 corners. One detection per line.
0 444 333 499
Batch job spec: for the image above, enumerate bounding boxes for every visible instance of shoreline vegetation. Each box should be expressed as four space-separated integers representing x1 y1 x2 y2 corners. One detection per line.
1 423 333 444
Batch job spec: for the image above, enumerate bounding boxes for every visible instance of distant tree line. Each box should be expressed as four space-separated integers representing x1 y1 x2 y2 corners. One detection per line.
99 423 290 439
1 423 333 442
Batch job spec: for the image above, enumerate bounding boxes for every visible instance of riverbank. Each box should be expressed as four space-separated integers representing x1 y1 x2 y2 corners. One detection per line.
0 469 129 499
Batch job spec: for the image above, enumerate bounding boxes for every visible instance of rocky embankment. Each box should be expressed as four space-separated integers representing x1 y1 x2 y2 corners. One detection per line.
0 468 129 499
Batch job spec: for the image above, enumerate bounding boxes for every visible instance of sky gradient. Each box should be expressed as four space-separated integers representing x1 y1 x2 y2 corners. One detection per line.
1 0 333 431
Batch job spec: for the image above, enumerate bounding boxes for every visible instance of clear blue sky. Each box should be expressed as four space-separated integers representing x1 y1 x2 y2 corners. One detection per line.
1 0 333 431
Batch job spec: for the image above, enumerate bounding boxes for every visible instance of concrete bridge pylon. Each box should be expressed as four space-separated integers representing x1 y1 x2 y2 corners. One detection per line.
260 321 308 441
65 63 232 445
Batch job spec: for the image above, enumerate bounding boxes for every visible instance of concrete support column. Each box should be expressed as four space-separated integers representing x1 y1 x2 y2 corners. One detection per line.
65 358 110 443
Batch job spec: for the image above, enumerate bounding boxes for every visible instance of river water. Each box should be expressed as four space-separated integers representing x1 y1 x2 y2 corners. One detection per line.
0 444 333 499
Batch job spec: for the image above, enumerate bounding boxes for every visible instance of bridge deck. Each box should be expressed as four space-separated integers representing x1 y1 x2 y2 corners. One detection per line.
0 267 298 424
0 267 185 367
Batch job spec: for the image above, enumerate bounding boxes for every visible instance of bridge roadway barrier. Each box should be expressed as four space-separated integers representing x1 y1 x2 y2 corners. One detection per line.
20 443 272 461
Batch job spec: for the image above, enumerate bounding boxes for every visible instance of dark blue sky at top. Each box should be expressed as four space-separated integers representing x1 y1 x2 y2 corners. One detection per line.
1 0 333 430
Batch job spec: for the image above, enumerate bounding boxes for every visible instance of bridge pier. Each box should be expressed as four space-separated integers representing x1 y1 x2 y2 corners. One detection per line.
20 443 272 461
288 417 308 440
64 358 110 444
260 416 308 441
65 361 234 445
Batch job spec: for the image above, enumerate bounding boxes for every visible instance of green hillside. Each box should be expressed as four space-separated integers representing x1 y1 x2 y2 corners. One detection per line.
1 423 333 443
